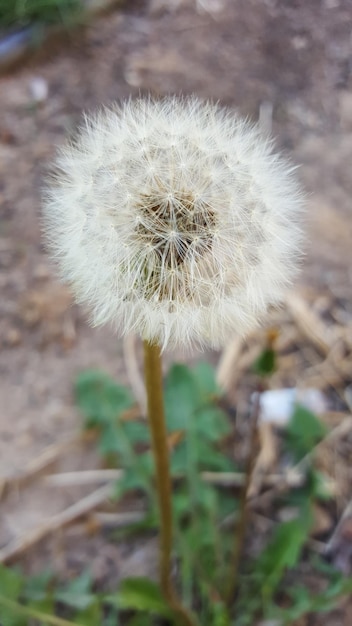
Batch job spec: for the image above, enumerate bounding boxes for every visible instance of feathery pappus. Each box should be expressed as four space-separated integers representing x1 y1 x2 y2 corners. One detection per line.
43 96 304 350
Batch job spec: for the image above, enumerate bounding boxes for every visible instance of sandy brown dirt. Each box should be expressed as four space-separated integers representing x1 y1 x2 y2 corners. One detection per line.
0 0 352 622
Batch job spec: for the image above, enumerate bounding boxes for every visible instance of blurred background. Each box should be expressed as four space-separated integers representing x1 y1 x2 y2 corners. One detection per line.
0 0 352 614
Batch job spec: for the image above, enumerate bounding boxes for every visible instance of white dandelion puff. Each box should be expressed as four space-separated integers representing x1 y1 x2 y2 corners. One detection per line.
42 96 304 350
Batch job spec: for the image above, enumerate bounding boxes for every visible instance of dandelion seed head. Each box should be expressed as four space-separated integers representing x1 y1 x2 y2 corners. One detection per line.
43 96 304 349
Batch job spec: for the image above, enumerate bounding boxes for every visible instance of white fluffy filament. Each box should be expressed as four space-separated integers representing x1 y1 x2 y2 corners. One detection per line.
43 96 304 350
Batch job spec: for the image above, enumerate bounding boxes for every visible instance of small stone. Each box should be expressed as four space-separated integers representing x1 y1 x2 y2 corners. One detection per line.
291 35 308 50
29 77 48 104
124 65 142 87
33 264 50 280
197 0 225 14
3 327 22 347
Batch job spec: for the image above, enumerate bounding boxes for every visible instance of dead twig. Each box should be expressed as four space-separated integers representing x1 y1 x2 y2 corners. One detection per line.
43 469 123 486
251 416 352 511
43 468 304 490
248 422 278 498
216 335 244 393
285 292 336 355
123 334 147 414
201 470 304 489
92 511 145 528
326 498 352 553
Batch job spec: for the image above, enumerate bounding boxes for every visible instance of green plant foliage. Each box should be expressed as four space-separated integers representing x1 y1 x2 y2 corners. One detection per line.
55 572 95 611
164 364 232 477
194 406 230 443
164 364 201 431
192 361 222 398
0 566 26 626
1 361 351 626
285 404 328 461
232 468 317 624
108 578 172 618
267 565 352 624
0 0 82 28
75 370 134 429
0 565 23 599
256 517 310 599
75 370 153 496
252 347 276 377
23 569 53 601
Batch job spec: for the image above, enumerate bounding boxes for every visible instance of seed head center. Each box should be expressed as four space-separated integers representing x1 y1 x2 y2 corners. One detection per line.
136 192 216 268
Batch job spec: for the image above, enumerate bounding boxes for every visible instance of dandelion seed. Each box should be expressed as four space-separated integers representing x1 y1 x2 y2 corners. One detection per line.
43 96 304 350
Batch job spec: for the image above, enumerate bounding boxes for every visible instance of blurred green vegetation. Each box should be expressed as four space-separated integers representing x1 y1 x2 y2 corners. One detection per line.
0 0 82 29
0 359 351 625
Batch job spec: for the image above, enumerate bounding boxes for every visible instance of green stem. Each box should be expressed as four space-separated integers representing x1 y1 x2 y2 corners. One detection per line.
143 340 198 626
0 594 80 626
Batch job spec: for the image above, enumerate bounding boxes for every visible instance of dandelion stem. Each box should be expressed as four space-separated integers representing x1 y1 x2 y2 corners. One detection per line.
143 340 173 597
143 340 197 626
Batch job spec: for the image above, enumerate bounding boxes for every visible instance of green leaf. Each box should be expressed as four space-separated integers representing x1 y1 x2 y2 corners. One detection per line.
283 469 321 514
102 605 120 626
73 599 101 626
268 585 312 622
173 488 191 520
115 464 151 497
195 482 218 513
0 565 23 600
170 437 233 476
0 575 26 626
271 576 352 624
108 578 171 617
257 518 310 599
285 404 327 461
75 370 134 428
0 0 82 28
194 406 230 442
170 443 188 475
98 422 121 456
164 364 201 431
123 421 150 445
99 422 146 466
111 513 156 543
56 572 95 611
211 601 230 626
0 610 26 626
192 362 221 398
310 554 344 578
252 348 276 376
28 596 55 619
196 440 234 471
23 570 53 602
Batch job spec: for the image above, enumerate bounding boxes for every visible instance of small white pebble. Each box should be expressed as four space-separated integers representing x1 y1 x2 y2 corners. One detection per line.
257 388 328 426
29 77 48 103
